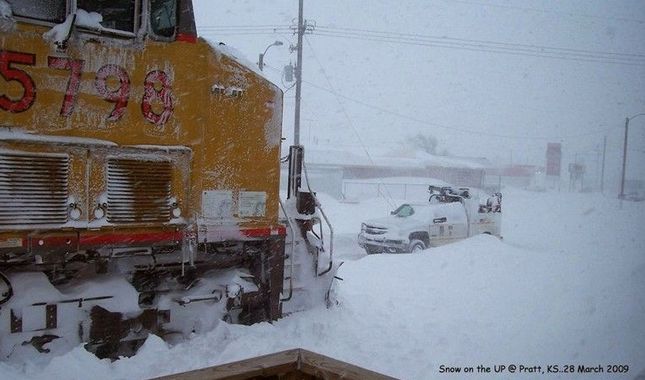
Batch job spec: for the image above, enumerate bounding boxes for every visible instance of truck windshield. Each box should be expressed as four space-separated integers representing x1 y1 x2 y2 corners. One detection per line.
392 204 415 217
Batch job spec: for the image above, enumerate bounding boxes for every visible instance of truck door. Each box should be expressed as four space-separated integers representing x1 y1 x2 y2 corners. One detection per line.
449 211 469 241
438 203 468 244
428 216 444 247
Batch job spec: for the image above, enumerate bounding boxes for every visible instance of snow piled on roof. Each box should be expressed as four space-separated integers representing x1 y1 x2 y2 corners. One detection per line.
304 148 371 167
380 147 491 169
305 148 489 169
345 176 450 187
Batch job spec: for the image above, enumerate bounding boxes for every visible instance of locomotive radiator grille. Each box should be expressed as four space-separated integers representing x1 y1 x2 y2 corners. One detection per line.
0 153 69 227
107 158 172 224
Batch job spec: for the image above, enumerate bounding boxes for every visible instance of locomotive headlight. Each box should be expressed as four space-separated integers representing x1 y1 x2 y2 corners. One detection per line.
95 194 109 220
170 197 181 218
69 203 81 220
94 205 105 219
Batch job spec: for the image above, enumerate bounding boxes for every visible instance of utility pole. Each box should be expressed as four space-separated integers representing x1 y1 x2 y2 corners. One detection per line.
600 136 606 194
619 117 629 199
293 0 304 146
619 113 645 200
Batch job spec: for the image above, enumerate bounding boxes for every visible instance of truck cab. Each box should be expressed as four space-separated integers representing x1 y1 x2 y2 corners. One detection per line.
358 186 501 254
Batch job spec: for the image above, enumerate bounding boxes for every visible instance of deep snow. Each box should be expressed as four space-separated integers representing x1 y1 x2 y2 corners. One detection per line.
0 188 643 379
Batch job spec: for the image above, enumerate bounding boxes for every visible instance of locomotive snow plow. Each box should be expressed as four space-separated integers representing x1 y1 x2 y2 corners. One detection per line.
0 0 334 360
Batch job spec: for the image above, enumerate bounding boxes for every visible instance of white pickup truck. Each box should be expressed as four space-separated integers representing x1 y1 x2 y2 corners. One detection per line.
358 186 502 254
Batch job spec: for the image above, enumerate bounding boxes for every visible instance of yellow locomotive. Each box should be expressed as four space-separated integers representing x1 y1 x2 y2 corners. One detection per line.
0 0 307 359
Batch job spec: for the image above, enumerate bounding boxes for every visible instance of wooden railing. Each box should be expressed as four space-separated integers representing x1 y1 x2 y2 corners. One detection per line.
152 348 397 380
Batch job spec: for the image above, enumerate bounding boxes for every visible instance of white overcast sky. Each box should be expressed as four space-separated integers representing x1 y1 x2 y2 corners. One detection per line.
193 0 645 186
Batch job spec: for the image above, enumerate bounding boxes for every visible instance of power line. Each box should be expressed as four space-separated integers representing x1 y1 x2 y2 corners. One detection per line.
260 56 624 143
303 35 398 208
265 61 620 142
197 25 291 37
299 78 617 141
313 32 645 66
316 25 645 60
199 32 287 37
198 24 290 29
441 0 645 25
313 28 645 66
196 23 645 65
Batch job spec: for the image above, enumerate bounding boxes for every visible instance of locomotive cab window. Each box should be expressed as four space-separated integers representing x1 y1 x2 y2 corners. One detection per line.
6 0 66 23
150 0 177 38
77 0 140 35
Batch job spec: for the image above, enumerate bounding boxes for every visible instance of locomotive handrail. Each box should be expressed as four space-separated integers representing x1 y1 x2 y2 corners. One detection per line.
302 161 334 277
315 205 334 276
279 198 296 302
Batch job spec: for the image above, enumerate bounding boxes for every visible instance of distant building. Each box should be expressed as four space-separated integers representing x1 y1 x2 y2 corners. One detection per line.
485 165 543 190
285 148 491 200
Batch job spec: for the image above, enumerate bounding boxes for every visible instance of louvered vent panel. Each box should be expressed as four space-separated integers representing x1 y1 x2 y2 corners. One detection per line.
0 153 69 227
107 158 172 224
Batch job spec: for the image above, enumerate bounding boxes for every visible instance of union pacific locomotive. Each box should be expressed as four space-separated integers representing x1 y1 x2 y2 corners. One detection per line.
0 0 328 359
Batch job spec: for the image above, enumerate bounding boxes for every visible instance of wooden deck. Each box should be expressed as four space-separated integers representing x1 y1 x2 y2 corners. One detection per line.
152 348 398 380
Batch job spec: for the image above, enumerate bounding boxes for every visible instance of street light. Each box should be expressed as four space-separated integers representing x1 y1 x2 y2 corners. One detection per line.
258 40 283 71
619 112 645 200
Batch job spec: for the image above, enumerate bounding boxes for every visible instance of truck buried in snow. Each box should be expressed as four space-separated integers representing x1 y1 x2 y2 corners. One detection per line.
358 186 502 254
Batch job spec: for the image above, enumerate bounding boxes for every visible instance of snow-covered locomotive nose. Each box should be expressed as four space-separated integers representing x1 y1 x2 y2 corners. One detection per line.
0 0 334 361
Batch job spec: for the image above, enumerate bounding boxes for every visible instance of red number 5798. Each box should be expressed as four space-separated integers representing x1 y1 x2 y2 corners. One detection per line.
1 50 173 125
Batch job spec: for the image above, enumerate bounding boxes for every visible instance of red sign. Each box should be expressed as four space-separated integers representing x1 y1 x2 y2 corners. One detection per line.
546 143 561 176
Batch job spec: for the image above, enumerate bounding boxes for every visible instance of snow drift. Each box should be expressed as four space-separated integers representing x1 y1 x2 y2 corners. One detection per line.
0 188 643 379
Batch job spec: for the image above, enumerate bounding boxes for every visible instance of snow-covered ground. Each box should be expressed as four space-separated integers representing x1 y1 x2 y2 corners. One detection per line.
0 188 643 379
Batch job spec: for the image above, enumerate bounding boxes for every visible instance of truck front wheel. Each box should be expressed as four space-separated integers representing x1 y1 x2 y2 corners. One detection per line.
408 239 426 253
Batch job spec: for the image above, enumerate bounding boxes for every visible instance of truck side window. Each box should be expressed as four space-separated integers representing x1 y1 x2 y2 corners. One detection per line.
150 0 177 38
6 0 66 23
77 0 138 33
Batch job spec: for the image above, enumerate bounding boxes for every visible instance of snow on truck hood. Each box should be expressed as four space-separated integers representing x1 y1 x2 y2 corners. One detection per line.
363 214 421 230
